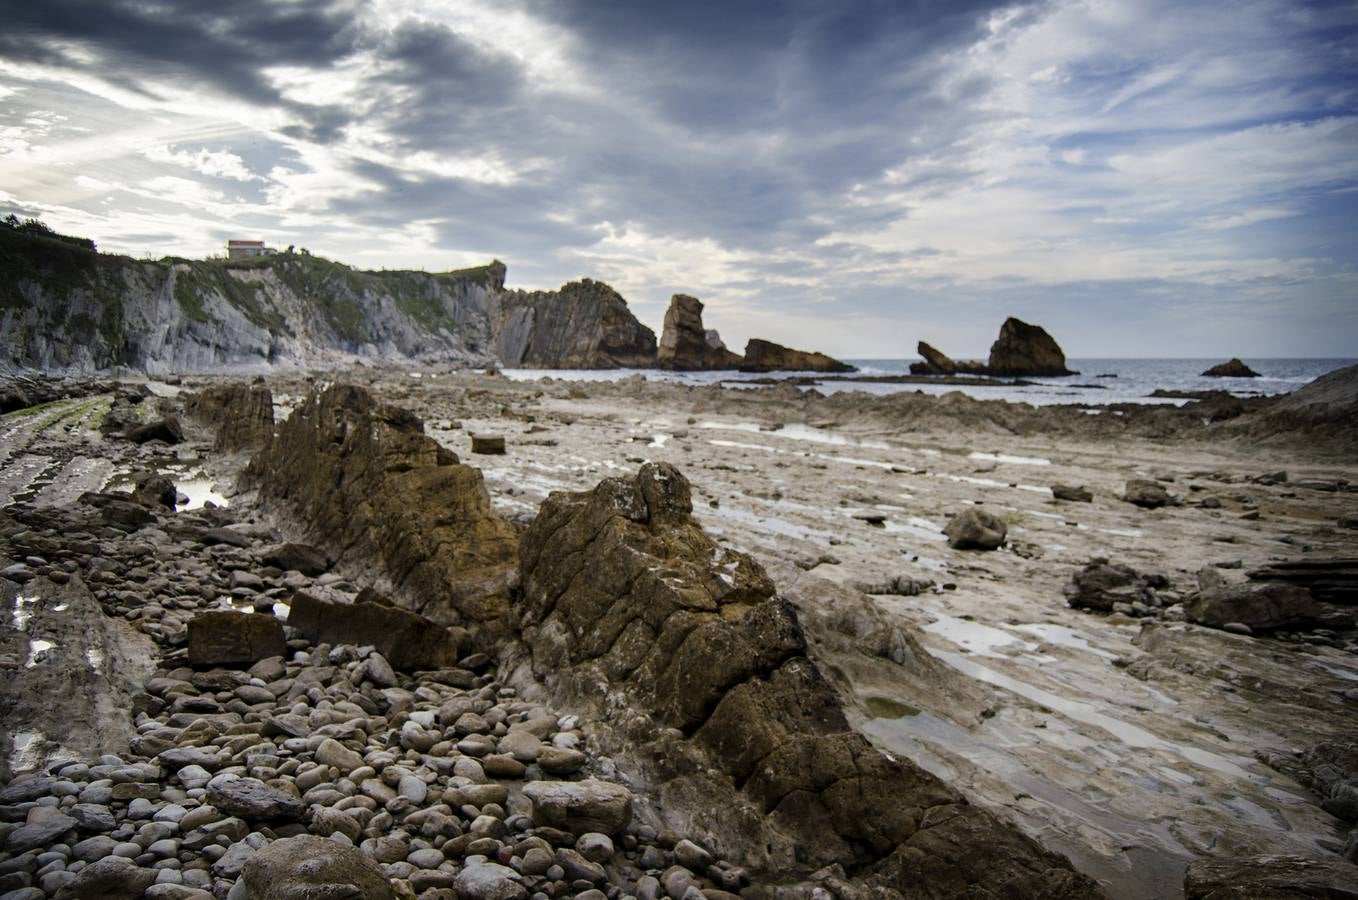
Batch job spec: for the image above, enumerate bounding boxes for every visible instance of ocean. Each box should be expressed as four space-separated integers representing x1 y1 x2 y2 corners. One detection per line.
500 358 1356 407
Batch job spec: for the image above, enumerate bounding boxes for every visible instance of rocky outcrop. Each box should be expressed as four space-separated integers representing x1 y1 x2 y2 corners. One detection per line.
244 384 518 633
186 610 286 667
1065 560 1170 613
489 279 657 368
0 226 505 373
943 508 1007 550
513 462 1097 895
909 341 989 376
1183 853 1358 898
987 317 1075 376
1247 558 1358 604
1123 478 1176 508
1201 358 1260 377
739 339 856 373
183 382 274 451
656 295 743 370
1231 362 1358 453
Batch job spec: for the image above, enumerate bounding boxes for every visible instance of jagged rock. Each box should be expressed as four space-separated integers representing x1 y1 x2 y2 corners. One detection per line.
126 416 184 445
1201 358 1260 378
1064 560 1168 612
186 611 286 667
260 542 330 576
943 508 1007 550
184 383 275 451
1262 742 1358 823
910 341 958 376
516 462 1098 893
852 574 933 596
656 295 743 371
240 834 394 899
1123 479 1175 508
1185 568 1323 630
1183 852 1358 898
287 589 466 670
1051 484 1093 502
521 781 634 836
488 278 657 368
245 384 518 631
986 317 1074 377
739 339 856 373
78 491 154 532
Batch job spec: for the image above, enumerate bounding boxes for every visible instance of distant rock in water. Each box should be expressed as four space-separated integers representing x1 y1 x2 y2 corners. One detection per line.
489 278 657 369
909 341 987 376
987 317 1075 376
656 294 743 370
740 338 856 373
1201 358 1260 377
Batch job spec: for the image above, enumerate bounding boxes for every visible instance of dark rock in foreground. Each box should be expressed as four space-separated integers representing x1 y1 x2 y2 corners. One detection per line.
1123 479 1176 508
242 835 395 900
988 317 1075 377
739 338 855 373
656 294 743 371
1186 569 1323 631
184 382 275 451
245 383 519 632
1065 560 1169 613
515 461 1097 895
1201 357 1260 378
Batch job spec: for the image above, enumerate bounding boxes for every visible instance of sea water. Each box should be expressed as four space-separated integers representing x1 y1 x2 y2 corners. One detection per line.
501 358 1354 407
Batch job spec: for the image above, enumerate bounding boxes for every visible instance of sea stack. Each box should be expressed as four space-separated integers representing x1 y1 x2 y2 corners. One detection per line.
986 317 1075 376
1202 358 1261 378
656 294 743 370
740 338 856 373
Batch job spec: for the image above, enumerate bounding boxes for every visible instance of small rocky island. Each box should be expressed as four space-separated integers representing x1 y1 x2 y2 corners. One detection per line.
1202 358 1261 378
911 317 1076 378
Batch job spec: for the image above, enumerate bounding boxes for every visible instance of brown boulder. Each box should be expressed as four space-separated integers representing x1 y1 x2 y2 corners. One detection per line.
1123 479 1176 508
184 382 275 451
126 416 184 445
187 611 286 667
943 508 1007 550
261 542 330 576
241 834 394 899
1185 573 1323 631
244 384 519 632
740 338 855 373
287 589 466 669
986 317 1074 376
909 341 958 375
517 462 1098 894
1201 358 1260 378
656 294 743 371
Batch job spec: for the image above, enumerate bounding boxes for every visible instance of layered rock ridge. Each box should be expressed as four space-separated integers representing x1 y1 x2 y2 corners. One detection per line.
656 294 743 370
242 383 518 635
513 462 1098 896
489 278 658 368
740 338 856 373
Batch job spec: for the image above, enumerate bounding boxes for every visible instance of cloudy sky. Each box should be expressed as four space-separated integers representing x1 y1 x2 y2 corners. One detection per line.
2 0 1355 358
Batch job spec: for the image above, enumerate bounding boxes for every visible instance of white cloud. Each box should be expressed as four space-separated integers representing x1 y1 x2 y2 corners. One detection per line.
144 145 260 181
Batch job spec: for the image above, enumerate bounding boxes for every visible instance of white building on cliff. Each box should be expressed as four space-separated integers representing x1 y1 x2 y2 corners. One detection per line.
226 239 275 259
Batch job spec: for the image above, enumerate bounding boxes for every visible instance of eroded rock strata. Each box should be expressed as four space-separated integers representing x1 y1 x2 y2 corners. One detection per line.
656 295 743 371
488 279 658 369
740 339 856 374
243 384 519 633
511 462 1097 896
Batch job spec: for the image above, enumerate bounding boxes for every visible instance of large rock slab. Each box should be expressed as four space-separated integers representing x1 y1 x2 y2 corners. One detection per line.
287 589 465 670
1185 573 1323 631
1183 852 1358 898
206 774 304 821
245 384 519 631
986 317 1074 376
656 294 743 371
52 856 158 899
187 611 286 667
516 462 1098 895
240 834 394 899
740 338 855 373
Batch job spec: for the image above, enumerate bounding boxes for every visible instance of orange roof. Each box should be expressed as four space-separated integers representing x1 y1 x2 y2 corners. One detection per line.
227 239 265 246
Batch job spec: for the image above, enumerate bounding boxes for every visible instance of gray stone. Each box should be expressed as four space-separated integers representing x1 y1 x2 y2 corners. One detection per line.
314 739 365 773
943 508 1007 550
205 775 304 821
240 834 394 899
52 856 157 899
521 780 633 836
453 861 526 900
6 811 77 853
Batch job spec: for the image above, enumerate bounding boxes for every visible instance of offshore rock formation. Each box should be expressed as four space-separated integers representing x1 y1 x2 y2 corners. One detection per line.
489 279 657 368
656 294 743 370
987 317 1075 376
912 318 1074 378
740 338 856 373
512 462 1097 896
1202 358 1260 377
0 226 505 373
243 384 518 633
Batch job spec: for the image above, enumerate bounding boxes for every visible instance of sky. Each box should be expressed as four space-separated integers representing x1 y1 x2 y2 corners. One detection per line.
1 0 1355 358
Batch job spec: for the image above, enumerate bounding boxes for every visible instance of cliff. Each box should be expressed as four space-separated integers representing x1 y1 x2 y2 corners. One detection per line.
0 226 505 373
656 294 743 370
488 278 657 369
